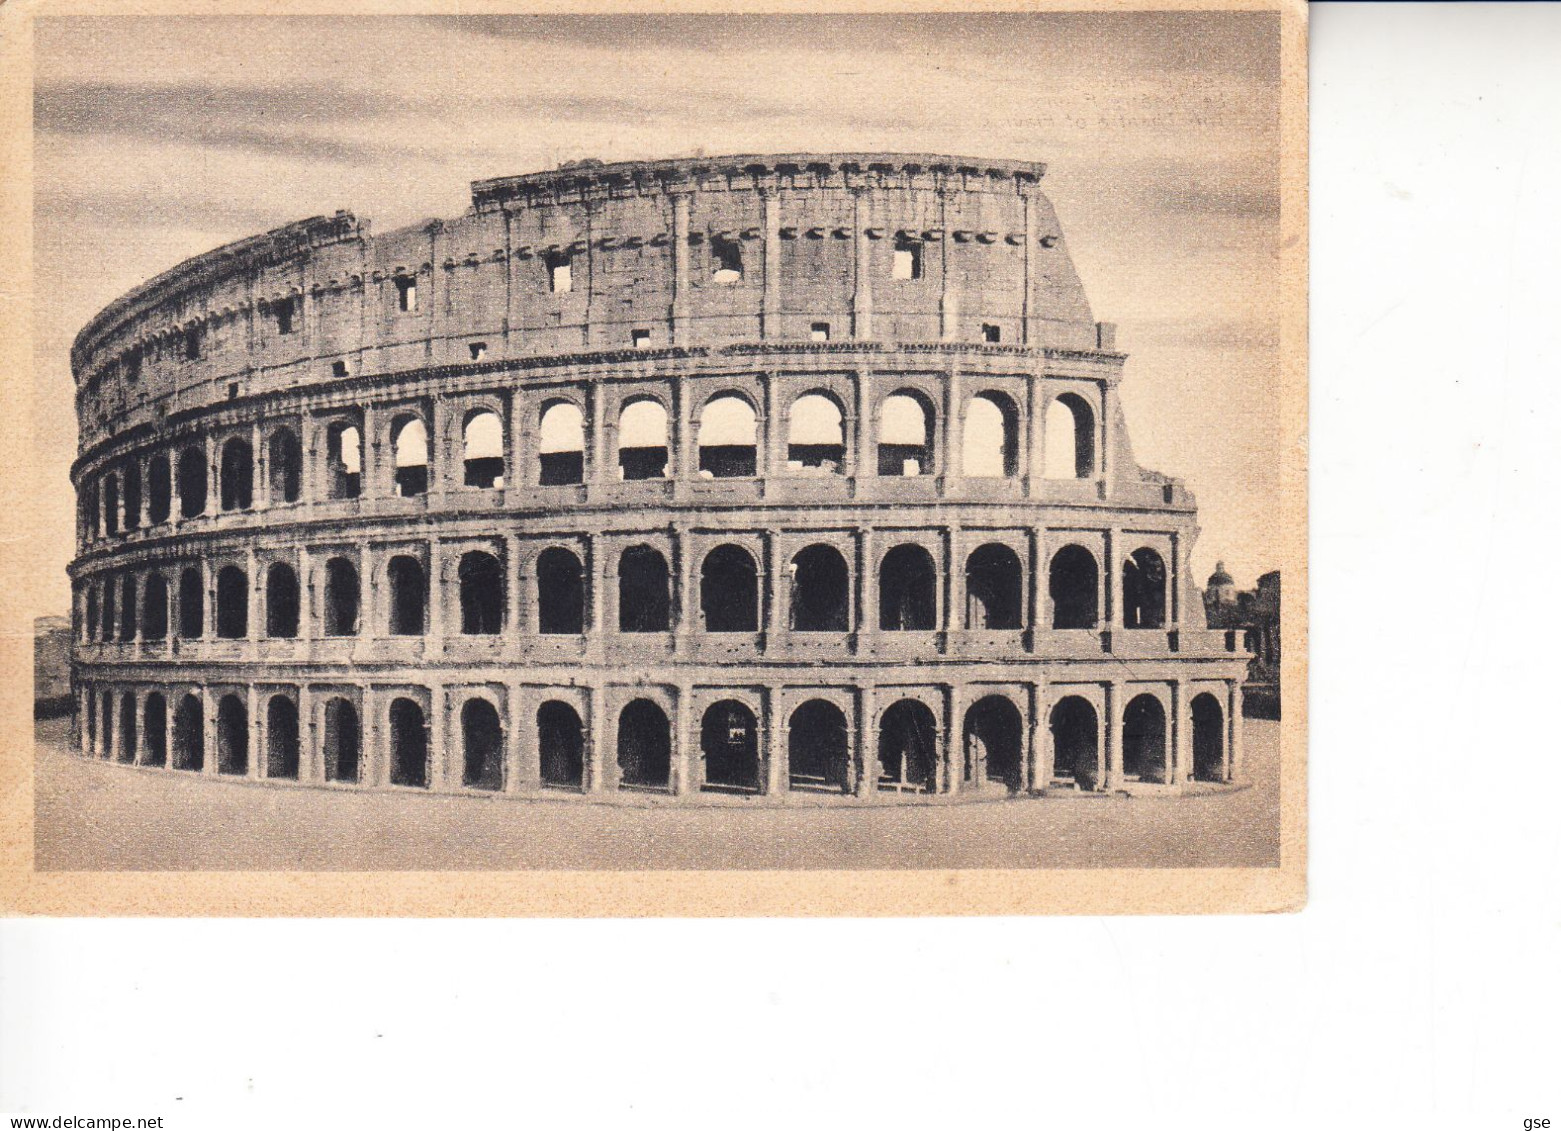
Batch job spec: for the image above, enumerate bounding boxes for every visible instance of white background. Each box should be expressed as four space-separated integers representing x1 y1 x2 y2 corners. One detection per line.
4 5 1560 1127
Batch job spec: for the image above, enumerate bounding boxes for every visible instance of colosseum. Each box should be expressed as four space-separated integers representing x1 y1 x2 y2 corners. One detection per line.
67 153 1251 804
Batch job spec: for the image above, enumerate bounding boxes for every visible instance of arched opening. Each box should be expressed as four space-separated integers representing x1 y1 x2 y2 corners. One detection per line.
326 422 362 499
147 454 171 524
142 574 168 641
1049 697 1098 786
1049 545 1099 629
1043 393 1095 479
462 699 504 791
965 544 1023 629
118 574 137 642
879 544 937 631
790 544 849 631
266 696 300 780
391 416 429 497
122 462 142 529
101 580 117 642
964 696 1024 792
219 438 253 511
178 567 204 639
710 233 744 284
962 392 1019 478
389 698 429 788
878 392 933 477
268 428 303 503
103 473 119 535
462 410 506 488
618 546 670 633
85 585 99 643
1123 694 1167 782
787 699 850 792
787 393 845 473
537 701 585 789
458 551 504 635
387 556 426 636
117 693 138 764
216 694 248 775
617 698 671 790
215 566 248 639
143 692 167 767
878 699 937 793
266 563 300 639
176 446 207 517
1123 548 1167 629
172 694 204 771
701 545 758 633
538 401 585 485
698 394 757 478
701 700 759 792
1192 693 1226 782
98 691 113 757
323 558 360 637
617 398 669 481
536 547 585 635
323 698 360 783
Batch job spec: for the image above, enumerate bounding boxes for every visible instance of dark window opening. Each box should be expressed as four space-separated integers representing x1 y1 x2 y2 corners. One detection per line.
878 700 937 793
217 694 248 776
787 700 850 793
323 558 360 637
982 323 1001 343
323 698 360 784
1049 697 1098 786
458 552 504 635
275 298 295 335
101 581 116 642
1049 545 1099 629
700 545 759 633
266 696 300 780
118 574 137 641
631 328 651 349
538 701 585 789
810 322 831 342
790 544 849 632
178 567 204 639
394 276 417 312
964 696 1023 792
125 349 142 382
118 693 138 764
143 693 167 767
122 463 142 530
537 547 585 635
965 544 1024 630
1192 693 1226 782
616 698 671 790
469 341 487 361
389 698 428 788
710 235 743 284
701 700 759 792
388 556 426 636
103 474 119 536
617 546 670 633
462 699 504 791
143 574 168 641
177 447 207 517
268 428 303 503
1122 547 1167 629
172 694 204 772
879 544 937 631
84 587 99 643
98 691 112 758
220 438 254 511
215 566 248 639
147 454 172 524
1123 694 1168 782
326 422 362 500
184 327 202 361
266 563 300 639
332 360 349 378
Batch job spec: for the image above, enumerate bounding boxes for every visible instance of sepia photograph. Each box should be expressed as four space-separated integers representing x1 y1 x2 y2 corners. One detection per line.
5 4 1305 914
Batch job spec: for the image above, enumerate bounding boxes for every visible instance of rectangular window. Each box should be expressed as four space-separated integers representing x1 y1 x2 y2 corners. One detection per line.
982 323 1001 343
184 328 202 361
332 360 348 378
395 277 417 312
810 322 831 342
632 329 651 349
124 349 142 383
893 244 922 280
469 342 488 361
276 298 295 334
547 253 573 294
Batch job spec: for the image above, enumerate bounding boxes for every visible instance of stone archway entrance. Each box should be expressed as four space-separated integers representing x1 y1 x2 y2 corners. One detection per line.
701 700 760 792
964 696 1024 792
878 700 937 793
1192 693 1226 782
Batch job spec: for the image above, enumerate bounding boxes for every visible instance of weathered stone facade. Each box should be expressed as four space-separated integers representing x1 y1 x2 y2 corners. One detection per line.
68 153 1249 801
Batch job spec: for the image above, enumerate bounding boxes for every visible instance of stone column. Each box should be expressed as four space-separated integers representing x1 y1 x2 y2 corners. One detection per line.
247 684 262 780
362 404 383 499
200 685 218 777
431 686 452 791
1103 681 1122 790
854 684 877 797
252 421 267 511
856 526 877 650
205 434 219 514
945 525 964 637
944 363 963 490
1098 380 1114 497
673 686 693 796
508 684 536 793
1027 529 1043 648
765 689 786 796
1020 184 1037 347
507 391 530 491
670 190 692 345
1027 683 1047 792
1104 529 1122 636
760 186 781 340
588 684 608 793
297 547 314 642
427 542 445 648
761 372 780 483
299 685 319 784
1171 680 1191 786
852 368 872 490
674 525 695 653
851 187 873 340
589 383 609 485
944 683 962 795
1228 680 1245 782
761 529 777 643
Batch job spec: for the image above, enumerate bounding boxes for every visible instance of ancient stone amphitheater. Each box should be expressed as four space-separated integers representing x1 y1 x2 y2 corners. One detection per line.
68 153 1249 803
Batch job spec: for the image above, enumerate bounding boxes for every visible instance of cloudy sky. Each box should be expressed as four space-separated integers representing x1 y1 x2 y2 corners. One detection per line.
31 13 1280 619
